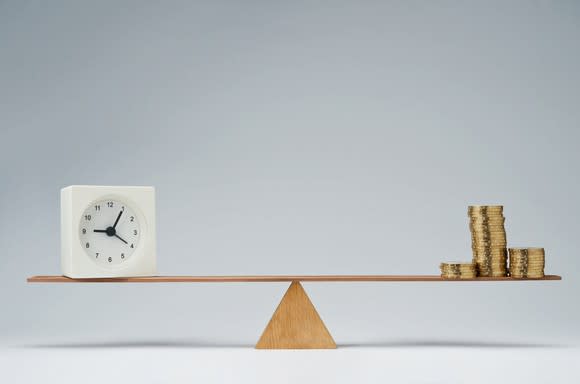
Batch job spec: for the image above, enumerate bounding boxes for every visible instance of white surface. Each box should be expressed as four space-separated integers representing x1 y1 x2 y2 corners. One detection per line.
60 185 156 278
1 342 577 384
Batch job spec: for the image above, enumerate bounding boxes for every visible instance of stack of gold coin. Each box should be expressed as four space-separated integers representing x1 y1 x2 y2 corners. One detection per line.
509 248 545 278
468 205 507 277
440 262 477 279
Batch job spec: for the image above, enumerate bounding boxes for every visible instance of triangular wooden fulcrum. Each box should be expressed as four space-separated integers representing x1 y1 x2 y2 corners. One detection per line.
255 281 337 349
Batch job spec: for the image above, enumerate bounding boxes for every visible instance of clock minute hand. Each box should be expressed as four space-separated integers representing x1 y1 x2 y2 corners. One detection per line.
112 210 123 229
114 234 128 244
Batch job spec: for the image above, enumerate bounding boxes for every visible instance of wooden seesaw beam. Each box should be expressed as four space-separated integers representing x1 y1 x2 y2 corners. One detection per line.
27 275 562 349
27 275 562 283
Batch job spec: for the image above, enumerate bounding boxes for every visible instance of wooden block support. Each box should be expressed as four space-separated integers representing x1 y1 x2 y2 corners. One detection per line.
256 282 336 349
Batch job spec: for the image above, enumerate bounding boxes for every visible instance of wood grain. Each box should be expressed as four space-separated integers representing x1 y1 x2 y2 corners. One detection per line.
27 275 562 283
255 282 336 349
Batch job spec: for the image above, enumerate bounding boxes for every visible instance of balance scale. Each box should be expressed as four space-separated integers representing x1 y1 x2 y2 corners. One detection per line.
27 274 562 349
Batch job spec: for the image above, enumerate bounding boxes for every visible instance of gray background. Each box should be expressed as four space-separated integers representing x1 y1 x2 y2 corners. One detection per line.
1 0 579 348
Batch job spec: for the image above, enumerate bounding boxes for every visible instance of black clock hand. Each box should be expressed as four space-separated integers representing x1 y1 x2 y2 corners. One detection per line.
115 234 128 244
95 227 127 243
113 210 123 229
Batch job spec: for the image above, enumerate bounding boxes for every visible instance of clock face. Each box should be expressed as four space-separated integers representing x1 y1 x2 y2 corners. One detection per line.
78 199 141 266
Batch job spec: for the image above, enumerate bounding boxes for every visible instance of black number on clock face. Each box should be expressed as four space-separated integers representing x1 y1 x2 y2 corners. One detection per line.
108 257 112 262
84 215 91 221
121 253 125 259
86 242 90 248
95 205 100 211
107 202 114 208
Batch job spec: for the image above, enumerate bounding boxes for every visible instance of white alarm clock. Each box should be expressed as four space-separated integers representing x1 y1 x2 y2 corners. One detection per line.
61 185 156 278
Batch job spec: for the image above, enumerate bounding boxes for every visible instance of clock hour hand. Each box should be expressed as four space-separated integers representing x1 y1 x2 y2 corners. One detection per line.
113 210 123 229
93 229 107 233
115 234 128 244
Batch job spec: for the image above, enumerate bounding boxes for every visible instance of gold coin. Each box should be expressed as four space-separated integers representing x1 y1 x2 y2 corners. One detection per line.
473 238 507 242
473 260 508 265
468 217 505 222
509 249 545 256
474 264 507 269
510 256 544 259
472 239 507 244
470 228 506 234
469 213 505 218
476 263 507 267
473 254 507 259
510 261 545 265
472 247 507 253
475 254 507 259
468 210 504 216
470 227 506 232
478 268 507 271
469 219 505 225
471 232 507 241
509 254 544 258
477 260 507 264
440 264 475 267
470 225 506 230
441 275 477 279
471 239 507 246
470 231 506 237
472 245 507 250
472 248 507 254
468 205 503 213
511 252 545 256
471 231 506 236
479 272 507 277
472 242 507 247
440 262 475 266
511 274 545 279
469 214 504 219
509 260 545 264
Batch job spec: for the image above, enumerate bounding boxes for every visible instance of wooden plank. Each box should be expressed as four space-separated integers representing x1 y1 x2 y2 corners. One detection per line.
26 275 562 283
